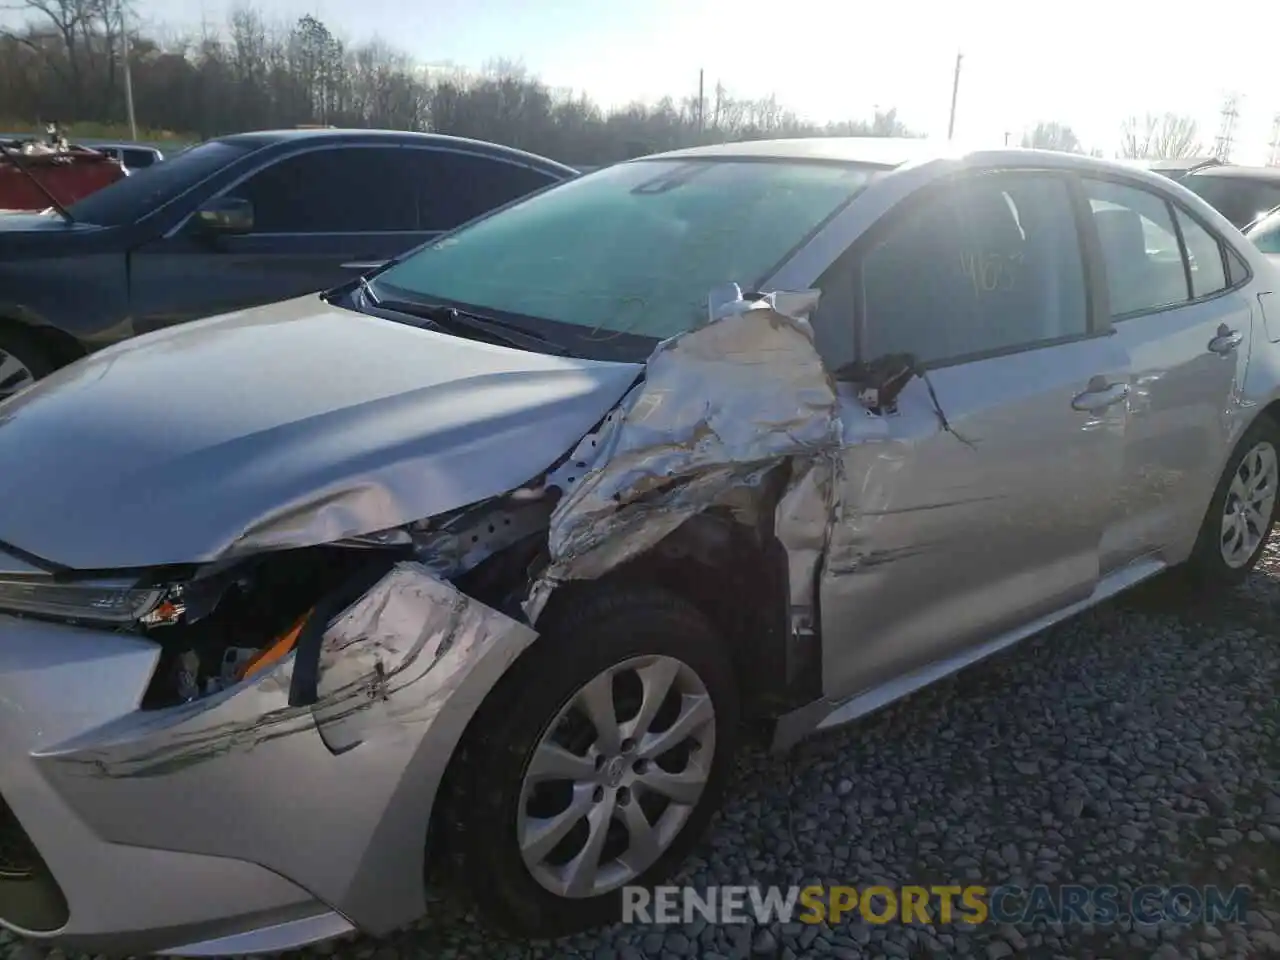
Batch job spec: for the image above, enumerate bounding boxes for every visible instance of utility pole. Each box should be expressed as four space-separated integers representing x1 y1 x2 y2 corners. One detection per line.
1268 114 1280 168
119 0 137 141
947 52 963 140
697 69 704 138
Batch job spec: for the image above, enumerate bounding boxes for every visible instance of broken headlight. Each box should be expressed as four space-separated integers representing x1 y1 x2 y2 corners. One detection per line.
0 577 166 624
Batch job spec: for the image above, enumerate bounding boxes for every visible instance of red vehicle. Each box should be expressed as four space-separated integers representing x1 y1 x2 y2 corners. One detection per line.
0 135 125 212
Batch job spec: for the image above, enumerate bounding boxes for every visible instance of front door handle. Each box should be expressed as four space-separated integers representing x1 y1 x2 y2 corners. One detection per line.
340 261 386 272
1071 377 1131 413
1209 323 1243 355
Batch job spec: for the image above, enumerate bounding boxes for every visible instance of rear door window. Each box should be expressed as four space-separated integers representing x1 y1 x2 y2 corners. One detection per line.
1082 180 1190 317
858 172 1088 365
123 149 158 169
405 149 560 231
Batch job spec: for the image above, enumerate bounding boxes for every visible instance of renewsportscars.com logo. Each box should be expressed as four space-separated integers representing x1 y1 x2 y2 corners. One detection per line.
622 884 1250 926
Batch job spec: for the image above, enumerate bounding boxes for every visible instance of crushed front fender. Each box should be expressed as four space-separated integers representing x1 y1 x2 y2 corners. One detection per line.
31 562 536 936
527 284 844 621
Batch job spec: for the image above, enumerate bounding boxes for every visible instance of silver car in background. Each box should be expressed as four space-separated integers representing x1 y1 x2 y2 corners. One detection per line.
1246 205 1280 270
0 139 1277 956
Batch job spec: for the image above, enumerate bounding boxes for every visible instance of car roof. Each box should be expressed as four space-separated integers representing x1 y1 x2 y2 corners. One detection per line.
636 137 1171 182
1146 156 1219 171
215 128 578 176
1184 165 1280 182
640 136 939 168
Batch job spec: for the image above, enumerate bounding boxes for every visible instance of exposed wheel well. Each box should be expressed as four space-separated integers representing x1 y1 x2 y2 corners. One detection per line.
0 316 86 371
427 497 819 888
572 509 811 715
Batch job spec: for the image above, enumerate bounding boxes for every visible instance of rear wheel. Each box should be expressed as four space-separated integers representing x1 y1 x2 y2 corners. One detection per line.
0 329 51 402
444 584 739 938
1184 415 1280 585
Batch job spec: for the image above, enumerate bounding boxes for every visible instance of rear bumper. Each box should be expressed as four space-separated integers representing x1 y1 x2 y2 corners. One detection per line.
0 563 537 955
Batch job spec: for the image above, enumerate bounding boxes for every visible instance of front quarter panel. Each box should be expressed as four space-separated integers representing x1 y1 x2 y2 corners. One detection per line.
33 563 537 937
0 253 131 350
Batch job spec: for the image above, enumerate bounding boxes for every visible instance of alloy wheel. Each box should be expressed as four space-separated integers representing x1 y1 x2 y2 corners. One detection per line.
0 349 35 402
516 654 716 899
1221 440 1278 569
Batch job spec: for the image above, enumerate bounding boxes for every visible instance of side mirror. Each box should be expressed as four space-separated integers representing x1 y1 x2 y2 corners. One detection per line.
194 197 253 236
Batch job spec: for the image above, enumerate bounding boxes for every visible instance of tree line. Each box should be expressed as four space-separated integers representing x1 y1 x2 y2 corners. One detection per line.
0 3 916 165
1022 114 1208 161
0 2 1213 164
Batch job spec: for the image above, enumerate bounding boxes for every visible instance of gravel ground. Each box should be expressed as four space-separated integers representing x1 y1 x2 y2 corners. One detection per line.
5 543 1279 960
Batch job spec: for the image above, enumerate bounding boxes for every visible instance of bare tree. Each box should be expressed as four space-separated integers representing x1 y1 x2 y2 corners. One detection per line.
1120 113 1202 160
2 0 95 110
0 8 921 165
1021 121 1082 153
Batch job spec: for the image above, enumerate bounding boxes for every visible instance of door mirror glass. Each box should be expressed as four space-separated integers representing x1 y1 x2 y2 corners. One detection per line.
194 196 254 236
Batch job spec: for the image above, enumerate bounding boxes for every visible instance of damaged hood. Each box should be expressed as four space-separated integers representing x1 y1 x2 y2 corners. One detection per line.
0 296 641 570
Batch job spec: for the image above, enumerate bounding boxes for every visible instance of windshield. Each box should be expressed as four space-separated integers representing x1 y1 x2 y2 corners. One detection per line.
372 158 881 358
67 139 253 226
1246 209 1280 254
1183 176 1280 229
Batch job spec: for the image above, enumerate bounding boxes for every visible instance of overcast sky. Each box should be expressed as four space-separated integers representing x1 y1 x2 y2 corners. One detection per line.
12 0 1280 162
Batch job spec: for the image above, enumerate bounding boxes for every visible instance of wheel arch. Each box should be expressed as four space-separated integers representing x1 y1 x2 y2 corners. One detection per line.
0 311 87 371
425 495 814 888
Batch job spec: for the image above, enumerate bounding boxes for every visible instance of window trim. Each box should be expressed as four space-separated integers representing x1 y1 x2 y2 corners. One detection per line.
1075 173 1253 324
1166 195 1196 302
162 142 568 239
1170 199 1238 302
223 143 422 235
840 166 1106 371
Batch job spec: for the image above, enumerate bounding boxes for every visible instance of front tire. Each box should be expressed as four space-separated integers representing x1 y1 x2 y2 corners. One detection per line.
445 584 739 938
1185 415 1280 585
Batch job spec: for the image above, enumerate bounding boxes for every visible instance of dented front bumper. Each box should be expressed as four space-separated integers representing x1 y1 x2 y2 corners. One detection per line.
0 564 535 956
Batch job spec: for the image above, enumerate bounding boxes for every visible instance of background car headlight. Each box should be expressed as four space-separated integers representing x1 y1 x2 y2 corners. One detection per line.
0 577 165 624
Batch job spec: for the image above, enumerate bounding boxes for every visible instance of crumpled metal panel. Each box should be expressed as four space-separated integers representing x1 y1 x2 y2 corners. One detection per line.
34 562 537 935
0 295 641 570
774 456 841 617
527 284 843 621
311 563 534 753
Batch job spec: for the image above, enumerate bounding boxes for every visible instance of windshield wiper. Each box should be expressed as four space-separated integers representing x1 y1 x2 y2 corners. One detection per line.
361 279 570 356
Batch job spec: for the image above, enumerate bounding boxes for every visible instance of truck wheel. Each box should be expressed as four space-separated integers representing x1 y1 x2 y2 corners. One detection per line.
446 584 739 938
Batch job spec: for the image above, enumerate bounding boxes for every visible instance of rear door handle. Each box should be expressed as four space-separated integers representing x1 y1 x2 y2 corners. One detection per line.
340 261 386 271
1071 378 1130 413
1208 324 1243 355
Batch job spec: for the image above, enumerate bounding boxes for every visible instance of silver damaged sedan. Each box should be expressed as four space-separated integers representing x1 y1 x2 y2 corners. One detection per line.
0 139 1277 955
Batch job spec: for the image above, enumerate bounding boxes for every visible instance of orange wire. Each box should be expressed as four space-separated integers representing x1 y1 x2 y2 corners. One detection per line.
238 609 311 681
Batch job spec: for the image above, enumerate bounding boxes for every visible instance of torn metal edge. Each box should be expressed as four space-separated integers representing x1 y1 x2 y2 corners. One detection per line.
524 284 845 624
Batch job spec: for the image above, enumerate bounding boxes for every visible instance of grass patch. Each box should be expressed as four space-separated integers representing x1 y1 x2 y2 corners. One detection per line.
0 120 195 146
